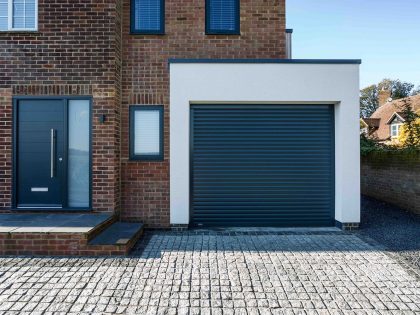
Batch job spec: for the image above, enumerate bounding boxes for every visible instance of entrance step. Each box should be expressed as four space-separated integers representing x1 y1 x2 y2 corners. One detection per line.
87 222 144 255
0 213 144 256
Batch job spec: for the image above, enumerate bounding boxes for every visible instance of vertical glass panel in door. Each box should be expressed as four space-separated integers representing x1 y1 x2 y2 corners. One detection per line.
68 100 90 208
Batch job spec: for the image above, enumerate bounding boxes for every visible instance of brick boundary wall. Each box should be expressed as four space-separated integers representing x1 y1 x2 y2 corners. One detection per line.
361 151 420 215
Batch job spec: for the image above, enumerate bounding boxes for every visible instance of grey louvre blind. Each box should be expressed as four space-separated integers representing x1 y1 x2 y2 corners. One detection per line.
0 0 7 30
208 0 238 32
13 0 36 29
134 110 161 155
191 105 335 227
134 0 162 31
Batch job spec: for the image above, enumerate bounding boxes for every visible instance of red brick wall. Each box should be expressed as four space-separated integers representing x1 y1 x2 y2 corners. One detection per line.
120 0 286 227
0 232 131 256
361 152 420 214
0 89 13 209
0 0 122 212
0 0 286 225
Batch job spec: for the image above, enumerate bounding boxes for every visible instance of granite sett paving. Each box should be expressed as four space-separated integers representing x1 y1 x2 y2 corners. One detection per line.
0 230 419 314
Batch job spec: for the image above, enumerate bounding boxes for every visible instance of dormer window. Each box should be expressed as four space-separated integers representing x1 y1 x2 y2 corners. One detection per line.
387 112 405 139
0 0 37 31
391 123 402 138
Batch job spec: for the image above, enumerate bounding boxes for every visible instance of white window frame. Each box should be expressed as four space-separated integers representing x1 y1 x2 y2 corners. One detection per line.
1 0 38 32
391 123 402 138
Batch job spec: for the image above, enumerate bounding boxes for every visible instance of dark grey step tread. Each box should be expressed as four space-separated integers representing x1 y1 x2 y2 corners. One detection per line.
89 222 144 246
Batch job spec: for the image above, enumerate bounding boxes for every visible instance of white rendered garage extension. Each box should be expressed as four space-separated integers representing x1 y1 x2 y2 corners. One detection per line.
169 59 361 229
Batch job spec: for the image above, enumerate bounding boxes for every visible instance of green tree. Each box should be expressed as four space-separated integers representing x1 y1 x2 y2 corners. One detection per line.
378 78 414 99
398 99 420 148
360 85 378 118
360 79 418 118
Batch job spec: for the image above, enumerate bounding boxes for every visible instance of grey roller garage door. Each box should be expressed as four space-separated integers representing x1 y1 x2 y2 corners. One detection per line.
191 104 335 227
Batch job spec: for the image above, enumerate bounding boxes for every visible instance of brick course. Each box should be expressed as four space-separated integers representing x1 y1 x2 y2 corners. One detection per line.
0 232 132 256
0 89 13 209
361 152 420 214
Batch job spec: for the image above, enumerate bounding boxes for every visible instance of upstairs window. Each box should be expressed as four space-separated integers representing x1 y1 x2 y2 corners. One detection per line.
0 0 37 31
131 0 164 34
206 0 240 35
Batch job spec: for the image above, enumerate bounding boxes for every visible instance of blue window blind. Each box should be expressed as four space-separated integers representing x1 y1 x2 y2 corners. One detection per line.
13 0 36 29
0 0 37 31
0 0 8 31
132 0 164 34
206 0 239 34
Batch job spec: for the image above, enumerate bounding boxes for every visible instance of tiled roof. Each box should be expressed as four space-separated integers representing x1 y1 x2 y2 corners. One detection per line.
369 94 420 140
361 118 380 128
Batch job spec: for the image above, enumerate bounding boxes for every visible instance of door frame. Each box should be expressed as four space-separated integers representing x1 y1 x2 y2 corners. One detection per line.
12 96 93 211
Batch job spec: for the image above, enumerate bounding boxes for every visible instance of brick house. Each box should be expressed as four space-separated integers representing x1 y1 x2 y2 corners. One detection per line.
361 93 420 143
0 0 361 255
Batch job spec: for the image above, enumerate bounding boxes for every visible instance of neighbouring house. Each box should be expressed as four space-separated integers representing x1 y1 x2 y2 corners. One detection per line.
361 93 420 143
0 0 361 255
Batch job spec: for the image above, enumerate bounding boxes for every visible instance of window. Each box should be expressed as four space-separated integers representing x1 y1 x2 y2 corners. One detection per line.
130 106 164 160
391 123 402 138
206 0 240 35
131 0 164 34
0 0 37 31
68 100 90 208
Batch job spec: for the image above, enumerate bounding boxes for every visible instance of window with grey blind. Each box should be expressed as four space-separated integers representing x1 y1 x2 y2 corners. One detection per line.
0 0 37 31
130 106 164 160
206 0 240 34
131 0 164 34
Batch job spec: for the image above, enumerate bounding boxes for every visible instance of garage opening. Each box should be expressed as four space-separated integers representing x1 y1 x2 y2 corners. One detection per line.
190 104 335 227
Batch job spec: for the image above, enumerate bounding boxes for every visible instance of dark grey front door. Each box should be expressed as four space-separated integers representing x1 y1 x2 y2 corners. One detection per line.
16 99 65 208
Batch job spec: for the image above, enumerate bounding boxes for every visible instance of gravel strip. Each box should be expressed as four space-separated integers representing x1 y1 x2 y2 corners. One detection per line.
358 195 420 271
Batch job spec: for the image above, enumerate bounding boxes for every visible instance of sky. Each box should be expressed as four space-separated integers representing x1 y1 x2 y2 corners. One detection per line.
287 0 420 89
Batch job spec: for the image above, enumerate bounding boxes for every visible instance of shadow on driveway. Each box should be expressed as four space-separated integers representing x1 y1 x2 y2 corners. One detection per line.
358 195 420 269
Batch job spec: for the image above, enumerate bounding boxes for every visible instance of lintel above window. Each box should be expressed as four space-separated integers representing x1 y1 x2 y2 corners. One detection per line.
206 0 240 35
131 0 165 35
130 105 164 161
0 0 38 32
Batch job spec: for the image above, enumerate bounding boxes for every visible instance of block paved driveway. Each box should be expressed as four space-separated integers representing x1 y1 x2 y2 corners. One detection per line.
0 230 419 315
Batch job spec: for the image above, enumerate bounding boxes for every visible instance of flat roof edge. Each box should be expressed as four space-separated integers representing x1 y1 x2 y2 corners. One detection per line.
169 58 362 65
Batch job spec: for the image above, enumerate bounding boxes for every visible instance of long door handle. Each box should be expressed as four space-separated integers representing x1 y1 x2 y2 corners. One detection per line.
50 129 55 178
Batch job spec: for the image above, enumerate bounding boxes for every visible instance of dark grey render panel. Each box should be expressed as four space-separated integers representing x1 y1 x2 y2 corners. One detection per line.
191 105 335 227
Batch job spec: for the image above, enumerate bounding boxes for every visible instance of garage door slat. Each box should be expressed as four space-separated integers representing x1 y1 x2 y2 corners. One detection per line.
191 105 334 227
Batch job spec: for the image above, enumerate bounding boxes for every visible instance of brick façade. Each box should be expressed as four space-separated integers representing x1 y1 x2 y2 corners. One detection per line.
0 0 122 214
0 0 286 228
120 0 286 227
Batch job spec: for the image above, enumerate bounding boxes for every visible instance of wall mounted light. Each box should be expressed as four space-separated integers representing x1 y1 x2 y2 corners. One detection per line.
98 114 106 124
